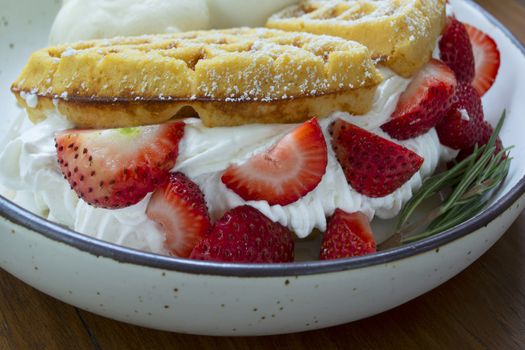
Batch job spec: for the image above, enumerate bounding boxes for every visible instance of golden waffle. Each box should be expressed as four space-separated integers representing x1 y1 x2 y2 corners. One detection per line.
11 28 382 128
267 0 446 77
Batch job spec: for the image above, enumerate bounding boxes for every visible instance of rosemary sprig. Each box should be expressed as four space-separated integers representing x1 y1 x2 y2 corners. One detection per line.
397 111 511 244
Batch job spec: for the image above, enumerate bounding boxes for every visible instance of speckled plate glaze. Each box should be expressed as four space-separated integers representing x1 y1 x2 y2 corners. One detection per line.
1 0 525 336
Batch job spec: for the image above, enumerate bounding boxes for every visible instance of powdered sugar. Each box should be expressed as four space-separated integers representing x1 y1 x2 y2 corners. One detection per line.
18 28 380 103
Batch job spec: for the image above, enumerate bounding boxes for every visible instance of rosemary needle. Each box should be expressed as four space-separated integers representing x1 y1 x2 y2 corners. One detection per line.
398 110 511 244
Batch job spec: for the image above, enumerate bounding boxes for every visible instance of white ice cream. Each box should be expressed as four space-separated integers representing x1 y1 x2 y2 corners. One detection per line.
0 68 457 253
49 0 300 45
49 0 211 45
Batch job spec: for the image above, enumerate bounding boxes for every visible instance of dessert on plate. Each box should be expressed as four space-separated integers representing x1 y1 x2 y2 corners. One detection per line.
0 0 503 263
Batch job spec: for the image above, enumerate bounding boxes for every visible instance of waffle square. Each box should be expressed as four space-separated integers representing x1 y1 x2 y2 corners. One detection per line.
12 28 382 128
267 0 446 77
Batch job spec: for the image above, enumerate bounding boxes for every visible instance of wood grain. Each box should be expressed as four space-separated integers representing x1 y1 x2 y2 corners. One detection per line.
1 0 525 349
476 0 525 43
0 272 94 350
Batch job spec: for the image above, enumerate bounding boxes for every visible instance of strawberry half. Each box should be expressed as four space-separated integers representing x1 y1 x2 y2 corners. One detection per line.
456 121 505 161
320 209 376 260
465 23 501 96
221 118 327 206
55 122 185 209
330 120 424 198
146 172 211 258
439 17 475 83
436 82 485 151
190 205 294 263
381 59 457 140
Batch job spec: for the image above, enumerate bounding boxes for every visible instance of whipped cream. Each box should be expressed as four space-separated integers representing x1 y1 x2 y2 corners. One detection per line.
0 113 168 254
0 67 457 252
176 69 457 237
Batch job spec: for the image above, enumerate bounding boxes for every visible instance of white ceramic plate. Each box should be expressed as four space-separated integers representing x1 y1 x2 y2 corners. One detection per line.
1 0 525 336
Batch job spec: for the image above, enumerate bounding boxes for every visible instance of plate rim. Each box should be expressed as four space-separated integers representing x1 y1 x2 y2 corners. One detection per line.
1 0 524 278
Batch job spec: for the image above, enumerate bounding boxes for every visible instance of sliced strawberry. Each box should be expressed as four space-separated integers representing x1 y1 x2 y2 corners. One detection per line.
320 209 376 260
439 17 475 83
465 23 501 96
436 83 485 151
475 121 498 151
330 120 424 198
146 172 211 258
456 121 505 161
190 205 294 263
55 122 185 209
221 118 327 206
381 59 457 140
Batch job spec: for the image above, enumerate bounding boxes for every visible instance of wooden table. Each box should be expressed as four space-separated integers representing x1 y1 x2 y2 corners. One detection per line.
1 1 524 349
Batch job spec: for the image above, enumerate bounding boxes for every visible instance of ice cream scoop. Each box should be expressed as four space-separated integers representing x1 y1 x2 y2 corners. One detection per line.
49 0 300 45
49 0 210 44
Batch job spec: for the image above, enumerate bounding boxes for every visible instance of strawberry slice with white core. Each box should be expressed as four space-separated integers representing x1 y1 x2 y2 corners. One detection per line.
331 119 424 198
381 59 457 140
147 172 211 258
221 118 327 206
464 23 501 96
55 121 185 209
320 209 376 260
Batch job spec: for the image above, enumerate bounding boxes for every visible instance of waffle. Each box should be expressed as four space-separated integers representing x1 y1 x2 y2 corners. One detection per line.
11 28 382 128
267 0 447 77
